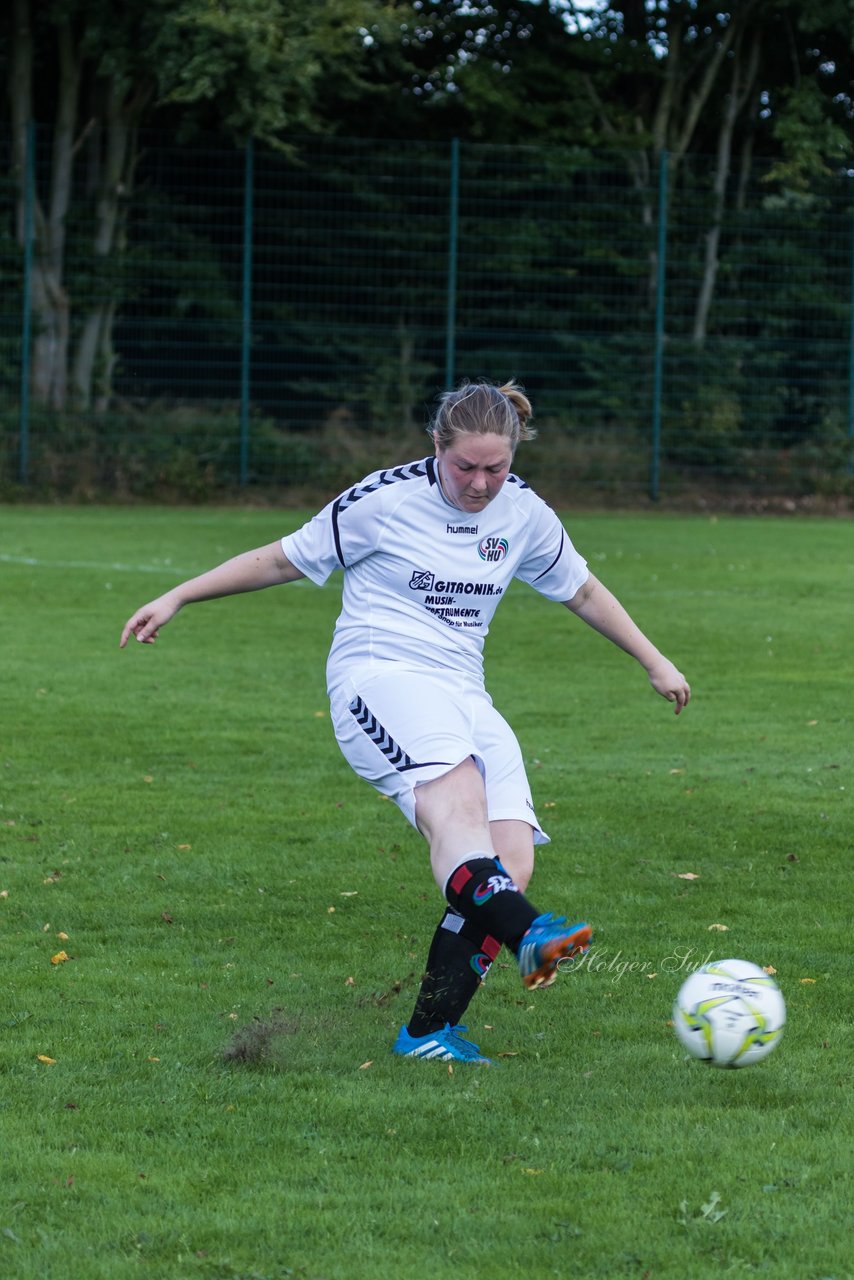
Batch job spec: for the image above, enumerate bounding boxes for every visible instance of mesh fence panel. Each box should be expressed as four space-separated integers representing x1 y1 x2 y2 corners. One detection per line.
1 130 851 499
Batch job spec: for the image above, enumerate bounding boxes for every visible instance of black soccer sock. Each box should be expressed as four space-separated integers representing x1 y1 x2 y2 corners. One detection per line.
407 909 502 1038
445 856 540 956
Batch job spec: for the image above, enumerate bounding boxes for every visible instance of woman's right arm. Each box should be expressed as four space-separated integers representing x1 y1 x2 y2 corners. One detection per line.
119 540 304 647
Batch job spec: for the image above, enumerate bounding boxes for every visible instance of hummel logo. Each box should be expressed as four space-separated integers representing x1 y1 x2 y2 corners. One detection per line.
446 523 478 534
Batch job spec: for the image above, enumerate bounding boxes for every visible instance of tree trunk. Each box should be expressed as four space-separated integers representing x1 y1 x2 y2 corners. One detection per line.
586 4 759 319
692 29 761 346
582 77 657 305
71 86 138 410
583 8 746 315
8 0 32 244
8 1 82 410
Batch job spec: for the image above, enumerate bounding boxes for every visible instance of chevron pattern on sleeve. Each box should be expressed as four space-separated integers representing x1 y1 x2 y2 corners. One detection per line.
335 459 432 516
331 459 436 566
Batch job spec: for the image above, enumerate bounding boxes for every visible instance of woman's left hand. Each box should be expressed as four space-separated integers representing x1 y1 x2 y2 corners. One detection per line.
648 659 691 715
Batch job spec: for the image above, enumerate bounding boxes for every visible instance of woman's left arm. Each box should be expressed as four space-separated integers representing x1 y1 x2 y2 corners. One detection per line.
563 572 691 715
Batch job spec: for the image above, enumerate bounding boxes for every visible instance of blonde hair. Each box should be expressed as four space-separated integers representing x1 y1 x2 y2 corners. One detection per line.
430 379 536 450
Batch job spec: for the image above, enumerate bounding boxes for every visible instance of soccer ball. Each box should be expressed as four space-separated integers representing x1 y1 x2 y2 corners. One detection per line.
672 958 785 1068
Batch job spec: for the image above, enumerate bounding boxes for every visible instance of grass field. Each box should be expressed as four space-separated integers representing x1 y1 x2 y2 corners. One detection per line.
1 505 851 1280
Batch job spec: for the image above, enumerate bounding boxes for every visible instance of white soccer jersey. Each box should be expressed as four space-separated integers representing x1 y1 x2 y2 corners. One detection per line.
281 455 589 693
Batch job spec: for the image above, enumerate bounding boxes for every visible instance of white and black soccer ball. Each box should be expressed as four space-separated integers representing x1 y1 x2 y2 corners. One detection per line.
672 958 786 1068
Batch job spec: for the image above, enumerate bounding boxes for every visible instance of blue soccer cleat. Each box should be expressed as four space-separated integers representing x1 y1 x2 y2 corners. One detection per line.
392 1022 493 1065
517 913 592 989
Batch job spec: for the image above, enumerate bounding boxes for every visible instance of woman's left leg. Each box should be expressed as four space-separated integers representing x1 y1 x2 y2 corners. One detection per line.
490 818 535 892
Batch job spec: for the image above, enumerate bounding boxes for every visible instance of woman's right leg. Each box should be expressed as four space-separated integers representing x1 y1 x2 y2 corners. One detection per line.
330 673 590 1056
413 756 497 890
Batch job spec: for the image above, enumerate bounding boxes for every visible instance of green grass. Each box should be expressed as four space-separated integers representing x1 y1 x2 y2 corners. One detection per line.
1 506 851 1280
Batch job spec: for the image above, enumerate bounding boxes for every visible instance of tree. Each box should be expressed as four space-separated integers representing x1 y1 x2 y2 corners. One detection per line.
347 1 852 335
4 0 395 410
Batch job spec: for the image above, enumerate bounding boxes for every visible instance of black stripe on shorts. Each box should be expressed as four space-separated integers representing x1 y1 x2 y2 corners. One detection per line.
348 695 452 774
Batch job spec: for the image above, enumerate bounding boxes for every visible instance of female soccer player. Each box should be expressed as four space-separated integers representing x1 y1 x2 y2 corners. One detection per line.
120 380 690 1065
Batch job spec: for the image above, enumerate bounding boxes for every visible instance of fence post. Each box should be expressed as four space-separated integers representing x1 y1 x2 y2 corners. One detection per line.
445 138 460 390
19 120 35 485
239 136 254 487
848 208 854 471
650 148 668 502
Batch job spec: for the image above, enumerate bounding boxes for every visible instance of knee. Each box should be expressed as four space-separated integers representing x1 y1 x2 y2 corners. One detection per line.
414 756 487 837
514 866 533 893
501 851 534 892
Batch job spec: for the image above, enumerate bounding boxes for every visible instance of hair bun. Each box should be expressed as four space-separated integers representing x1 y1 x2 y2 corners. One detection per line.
498 381 535 440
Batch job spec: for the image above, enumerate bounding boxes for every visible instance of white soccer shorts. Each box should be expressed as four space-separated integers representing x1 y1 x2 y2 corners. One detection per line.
329 663 549 843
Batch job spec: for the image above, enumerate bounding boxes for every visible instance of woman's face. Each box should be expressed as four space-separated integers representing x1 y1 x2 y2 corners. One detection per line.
434 431 513 513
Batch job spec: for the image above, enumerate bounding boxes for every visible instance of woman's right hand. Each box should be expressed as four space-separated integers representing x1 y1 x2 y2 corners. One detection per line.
119 591 183 648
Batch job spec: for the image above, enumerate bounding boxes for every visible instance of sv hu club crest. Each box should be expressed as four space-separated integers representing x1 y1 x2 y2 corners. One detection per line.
478 536 508 563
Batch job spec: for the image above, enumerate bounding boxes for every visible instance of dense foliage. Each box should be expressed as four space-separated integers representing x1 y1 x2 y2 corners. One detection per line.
2 1 852 497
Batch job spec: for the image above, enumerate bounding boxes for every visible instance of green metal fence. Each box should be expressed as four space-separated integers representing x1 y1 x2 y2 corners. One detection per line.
2 128 853 500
